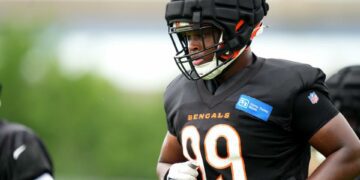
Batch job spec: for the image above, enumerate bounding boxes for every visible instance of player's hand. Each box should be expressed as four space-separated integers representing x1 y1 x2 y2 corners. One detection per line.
166 161 198 180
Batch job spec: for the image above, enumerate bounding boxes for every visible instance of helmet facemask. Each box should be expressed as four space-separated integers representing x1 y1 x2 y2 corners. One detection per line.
169 22 245 80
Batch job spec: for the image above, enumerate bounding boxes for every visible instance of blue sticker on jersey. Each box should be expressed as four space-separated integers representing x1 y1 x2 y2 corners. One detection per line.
235 95 273 121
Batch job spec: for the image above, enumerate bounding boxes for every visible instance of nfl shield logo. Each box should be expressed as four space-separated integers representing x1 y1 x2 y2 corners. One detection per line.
308 92 319 104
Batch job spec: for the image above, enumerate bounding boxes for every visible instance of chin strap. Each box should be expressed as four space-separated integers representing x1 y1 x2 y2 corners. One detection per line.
195 23 265 80
197 45 246 80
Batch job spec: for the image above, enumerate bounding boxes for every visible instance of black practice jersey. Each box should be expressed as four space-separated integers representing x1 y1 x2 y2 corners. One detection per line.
0 120 53 180
164 55 338 180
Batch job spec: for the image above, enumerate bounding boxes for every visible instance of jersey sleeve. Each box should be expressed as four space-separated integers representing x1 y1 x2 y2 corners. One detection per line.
298 65 329 95
0 120 53 179
163 74 189 136
10 126 54 180
164 103 176 136
291 67 339 140
163 79 177 136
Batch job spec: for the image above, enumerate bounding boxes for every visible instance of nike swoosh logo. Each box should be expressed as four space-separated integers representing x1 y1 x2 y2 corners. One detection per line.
13 145 27 160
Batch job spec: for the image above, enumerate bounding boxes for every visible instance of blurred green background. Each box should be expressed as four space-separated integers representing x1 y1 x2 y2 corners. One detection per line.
0 23 166 179
0 0 359 179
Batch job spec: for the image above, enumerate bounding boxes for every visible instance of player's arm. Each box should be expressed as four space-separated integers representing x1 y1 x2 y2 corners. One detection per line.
308 113 360 179
292 90 360 179
157 132 187 179
157 132 197 180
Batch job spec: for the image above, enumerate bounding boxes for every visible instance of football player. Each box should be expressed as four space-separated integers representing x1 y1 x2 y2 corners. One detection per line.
156 0 360 179
326 66 360 138
0 83 54 180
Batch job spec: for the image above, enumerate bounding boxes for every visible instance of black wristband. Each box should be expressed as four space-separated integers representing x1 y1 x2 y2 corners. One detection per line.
163 168 170 180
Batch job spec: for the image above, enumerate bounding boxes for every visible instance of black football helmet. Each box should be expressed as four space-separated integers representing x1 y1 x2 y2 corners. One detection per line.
326 65 360 138
165 0 269 80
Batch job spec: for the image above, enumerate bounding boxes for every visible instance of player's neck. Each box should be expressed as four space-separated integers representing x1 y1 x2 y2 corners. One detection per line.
215 49 254 84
